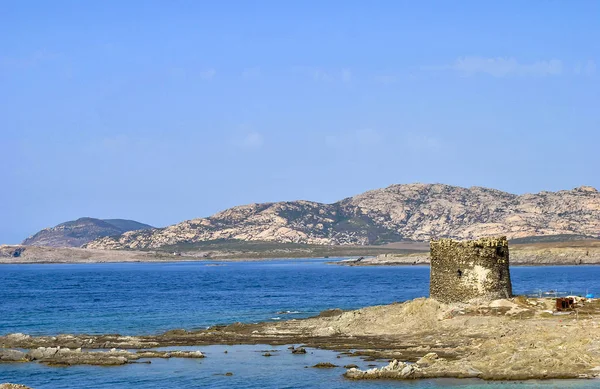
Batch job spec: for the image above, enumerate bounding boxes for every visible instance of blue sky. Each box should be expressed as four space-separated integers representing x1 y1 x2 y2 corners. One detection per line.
1 1 599 244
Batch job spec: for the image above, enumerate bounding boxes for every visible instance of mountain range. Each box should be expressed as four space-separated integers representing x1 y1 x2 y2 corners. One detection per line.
22 218 154 248
80 183 600 250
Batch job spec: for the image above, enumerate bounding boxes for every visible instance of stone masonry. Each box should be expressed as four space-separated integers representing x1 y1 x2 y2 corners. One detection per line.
430 236 512 303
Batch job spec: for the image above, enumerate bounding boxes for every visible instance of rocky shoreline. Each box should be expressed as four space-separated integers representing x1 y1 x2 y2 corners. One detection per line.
2 296 600 380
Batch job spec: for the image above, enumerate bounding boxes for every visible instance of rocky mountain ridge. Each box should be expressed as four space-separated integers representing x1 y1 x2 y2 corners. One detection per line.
84 183 600 250
23 218 154 248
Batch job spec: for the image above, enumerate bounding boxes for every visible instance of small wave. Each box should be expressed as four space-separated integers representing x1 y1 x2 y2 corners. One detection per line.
277 310 301 315
270 317 281 320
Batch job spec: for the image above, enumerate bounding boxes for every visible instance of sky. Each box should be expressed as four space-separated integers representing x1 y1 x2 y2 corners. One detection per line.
1 1 599 244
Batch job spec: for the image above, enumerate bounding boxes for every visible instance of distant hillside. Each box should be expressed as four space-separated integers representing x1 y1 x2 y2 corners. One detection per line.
101 219 153 232
22 218 154 248
83 183 600 250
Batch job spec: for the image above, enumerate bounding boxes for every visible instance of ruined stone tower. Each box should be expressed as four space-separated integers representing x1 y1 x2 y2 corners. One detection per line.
429 236 512 303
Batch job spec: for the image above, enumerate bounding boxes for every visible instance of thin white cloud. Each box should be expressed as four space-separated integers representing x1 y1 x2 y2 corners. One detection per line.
574 60 596 76
341 68 352 83
199 68 216 80
355 128 381 145
0 49 57 70
403 133 442 152
241 132 264 149
373 74 399 85
101 134 130 152
242 67 261 80
312 68 332 81
292 66 352 82
450 56 562 77
325 128 382 148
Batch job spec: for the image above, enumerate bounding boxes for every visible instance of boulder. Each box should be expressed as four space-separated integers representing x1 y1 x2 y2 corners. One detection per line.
344 359 422 380
416 352 439 367
0 349 30 362
169 351 205 358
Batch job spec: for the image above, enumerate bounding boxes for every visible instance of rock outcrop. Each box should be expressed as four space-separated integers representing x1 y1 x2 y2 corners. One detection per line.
22 218 154 247
3 296 600 380
0 346 204 366
84 184 600 250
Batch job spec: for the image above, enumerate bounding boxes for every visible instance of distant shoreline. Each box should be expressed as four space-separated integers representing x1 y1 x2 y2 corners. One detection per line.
2 240 600 266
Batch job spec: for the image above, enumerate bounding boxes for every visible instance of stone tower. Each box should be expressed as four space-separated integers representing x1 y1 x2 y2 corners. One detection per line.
429 236 512 303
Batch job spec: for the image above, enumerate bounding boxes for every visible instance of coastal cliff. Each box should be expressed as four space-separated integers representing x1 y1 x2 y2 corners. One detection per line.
84 184 600 250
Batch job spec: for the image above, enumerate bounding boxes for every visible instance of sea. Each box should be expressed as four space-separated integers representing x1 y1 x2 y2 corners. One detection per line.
1 259 599 389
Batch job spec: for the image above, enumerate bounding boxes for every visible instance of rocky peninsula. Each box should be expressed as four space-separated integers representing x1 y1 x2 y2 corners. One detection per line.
2 296 600 380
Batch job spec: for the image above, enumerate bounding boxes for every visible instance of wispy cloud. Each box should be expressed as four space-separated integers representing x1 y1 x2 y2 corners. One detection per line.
242 67 261 80
292 67 352 83
402 133 442 152
312 68 333 82
199 68 216 80
100 134 130 152
574 60 596 76
0 49 57 70
325 128 382 148
442 56 563 77
373 74 399 85
341 68 352 83
240 132 264 150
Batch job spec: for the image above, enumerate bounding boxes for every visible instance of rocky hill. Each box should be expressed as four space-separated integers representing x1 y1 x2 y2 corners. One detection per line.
84 184 600 250
23 218 154 248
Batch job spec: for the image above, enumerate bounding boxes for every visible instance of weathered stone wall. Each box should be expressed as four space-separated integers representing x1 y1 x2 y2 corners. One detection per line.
430 237 512 303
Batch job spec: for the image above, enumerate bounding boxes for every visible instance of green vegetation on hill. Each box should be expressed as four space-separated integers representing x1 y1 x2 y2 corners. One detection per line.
154 239 426 259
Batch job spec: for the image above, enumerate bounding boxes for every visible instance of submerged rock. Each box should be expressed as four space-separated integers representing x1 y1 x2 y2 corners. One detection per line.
312 362 338 368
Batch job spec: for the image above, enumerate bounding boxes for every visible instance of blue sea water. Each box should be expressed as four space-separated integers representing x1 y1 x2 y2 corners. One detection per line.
1 259 599 388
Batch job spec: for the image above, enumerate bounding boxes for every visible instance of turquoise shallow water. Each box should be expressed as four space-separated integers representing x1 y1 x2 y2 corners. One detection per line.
1 260 599 388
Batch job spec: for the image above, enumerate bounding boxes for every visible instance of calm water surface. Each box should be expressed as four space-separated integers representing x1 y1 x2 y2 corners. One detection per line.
1 259 599 388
